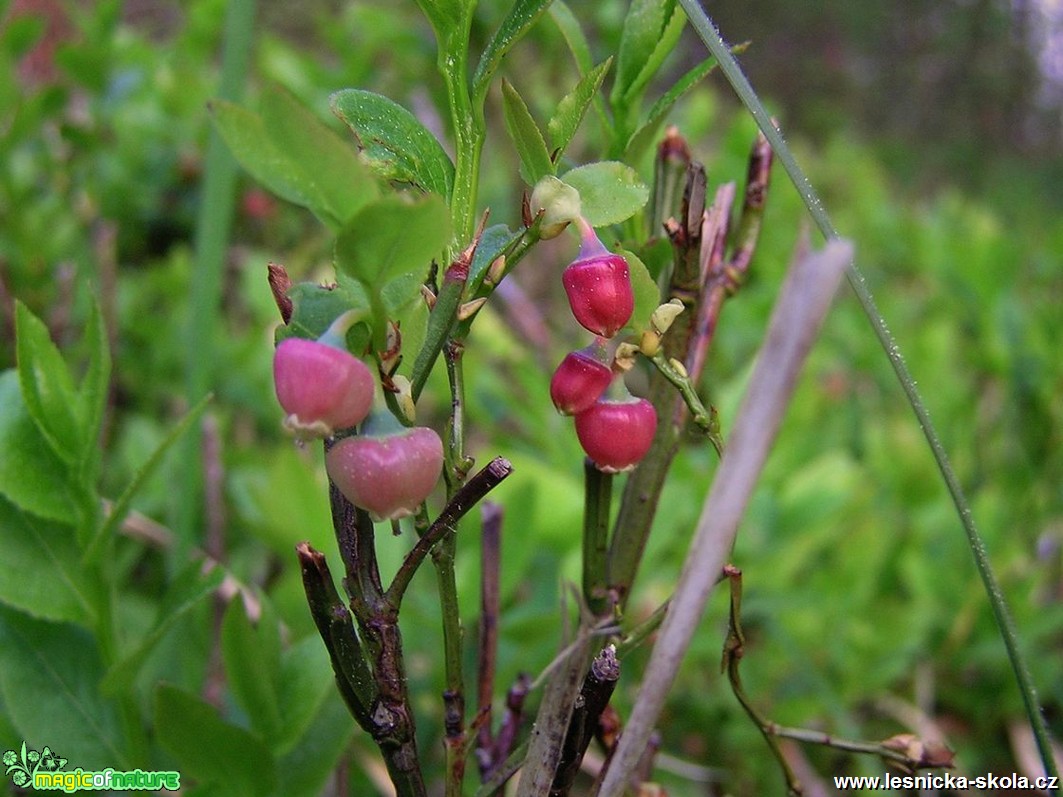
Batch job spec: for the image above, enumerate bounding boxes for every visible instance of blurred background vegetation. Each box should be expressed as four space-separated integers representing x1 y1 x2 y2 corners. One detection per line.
1 0 1061 794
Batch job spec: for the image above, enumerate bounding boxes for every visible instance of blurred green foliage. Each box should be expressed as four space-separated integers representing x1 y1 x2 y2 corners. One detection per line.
0 0 1060 795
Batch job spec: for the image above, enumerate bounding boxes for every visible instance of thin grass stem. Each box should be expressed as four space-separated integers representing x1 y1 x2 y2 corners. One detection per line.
675 1 1058 785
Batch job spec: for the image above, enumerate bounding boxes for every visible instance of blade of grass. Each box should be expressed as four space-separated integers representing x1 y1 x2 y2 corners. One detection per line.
176 0 256 554
83 395 212 567
674 0 1059 786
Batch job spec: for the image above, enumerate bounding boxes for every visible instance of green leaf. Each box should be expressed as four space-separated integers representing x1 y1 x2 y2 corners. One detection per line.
611 0 678 105
623 54 725 163
468 223 521 293
210 101 325 219
0 496 97 625
501 79 553 185
101 564 225 695
277 279 370 345
259 84 379 225
0 370 78 523
473 0 554 106
548 1 593 74
76 299 111 477
330 89 455 198
155 683 276 797
621 0 684 104
390 288 430 378
275 636 336 755
15 301 83 465
413 0 475 51
622 249 661 334
221 594 283 745
0 606 126 770
274 693 354 797
561 161 649 226
84 393 212 566
210 98 376 231
334 194 451 292
548 57 612 163
381 272 426 314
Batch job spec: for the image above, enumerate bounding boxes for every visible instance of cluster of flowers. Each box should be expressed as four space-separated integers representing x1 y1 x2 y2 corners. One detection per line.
550 220 657 472
272 321 443 522
270 216 659 522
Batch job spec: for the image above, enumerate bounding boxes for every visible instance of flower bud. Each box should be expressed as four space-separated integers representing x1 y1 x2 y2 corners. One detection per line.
529 176 582 239
562 220 634 338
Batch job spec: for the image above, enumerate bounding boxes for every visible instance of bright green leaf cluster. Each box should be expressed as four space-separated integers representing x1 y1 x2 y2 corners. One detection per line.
213 87 453 367
210 85 380 231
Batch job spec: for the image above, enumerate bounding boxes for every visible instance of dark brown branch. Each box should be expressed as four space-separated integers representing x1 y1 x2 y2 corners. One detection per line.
387 457 513 606
550 645 621 796
296 542 378 730
476 502 504 769
328 475 383 610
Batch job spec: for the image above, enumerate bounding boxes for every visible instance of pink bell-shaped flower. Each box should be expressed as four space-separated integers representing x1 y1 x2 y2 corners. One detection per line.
561 219 634 338
325 417 444 521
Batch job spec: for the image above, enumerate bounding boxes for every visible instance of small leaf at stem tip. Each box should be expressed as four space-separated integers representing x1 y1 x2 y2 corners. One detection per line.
484 255 506 287
15 301 83 466
457 297 488 321
501 79 553 185
667 357 688 378
650 298 684 334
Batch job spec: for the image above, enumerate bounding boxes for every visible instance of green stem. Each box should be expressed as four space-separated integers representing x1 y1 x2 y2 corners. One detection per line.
476 739 529 797
94 549 146 768
434 533 465 796
387 457 513 607
457 218 546 337
676 0 1059 785
440 39 484 248
177 0 255 554
437 340 472 796
444 340 475 488
582 461 613 617
409 271 465 403
614 598 670 659
648 351 723 454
